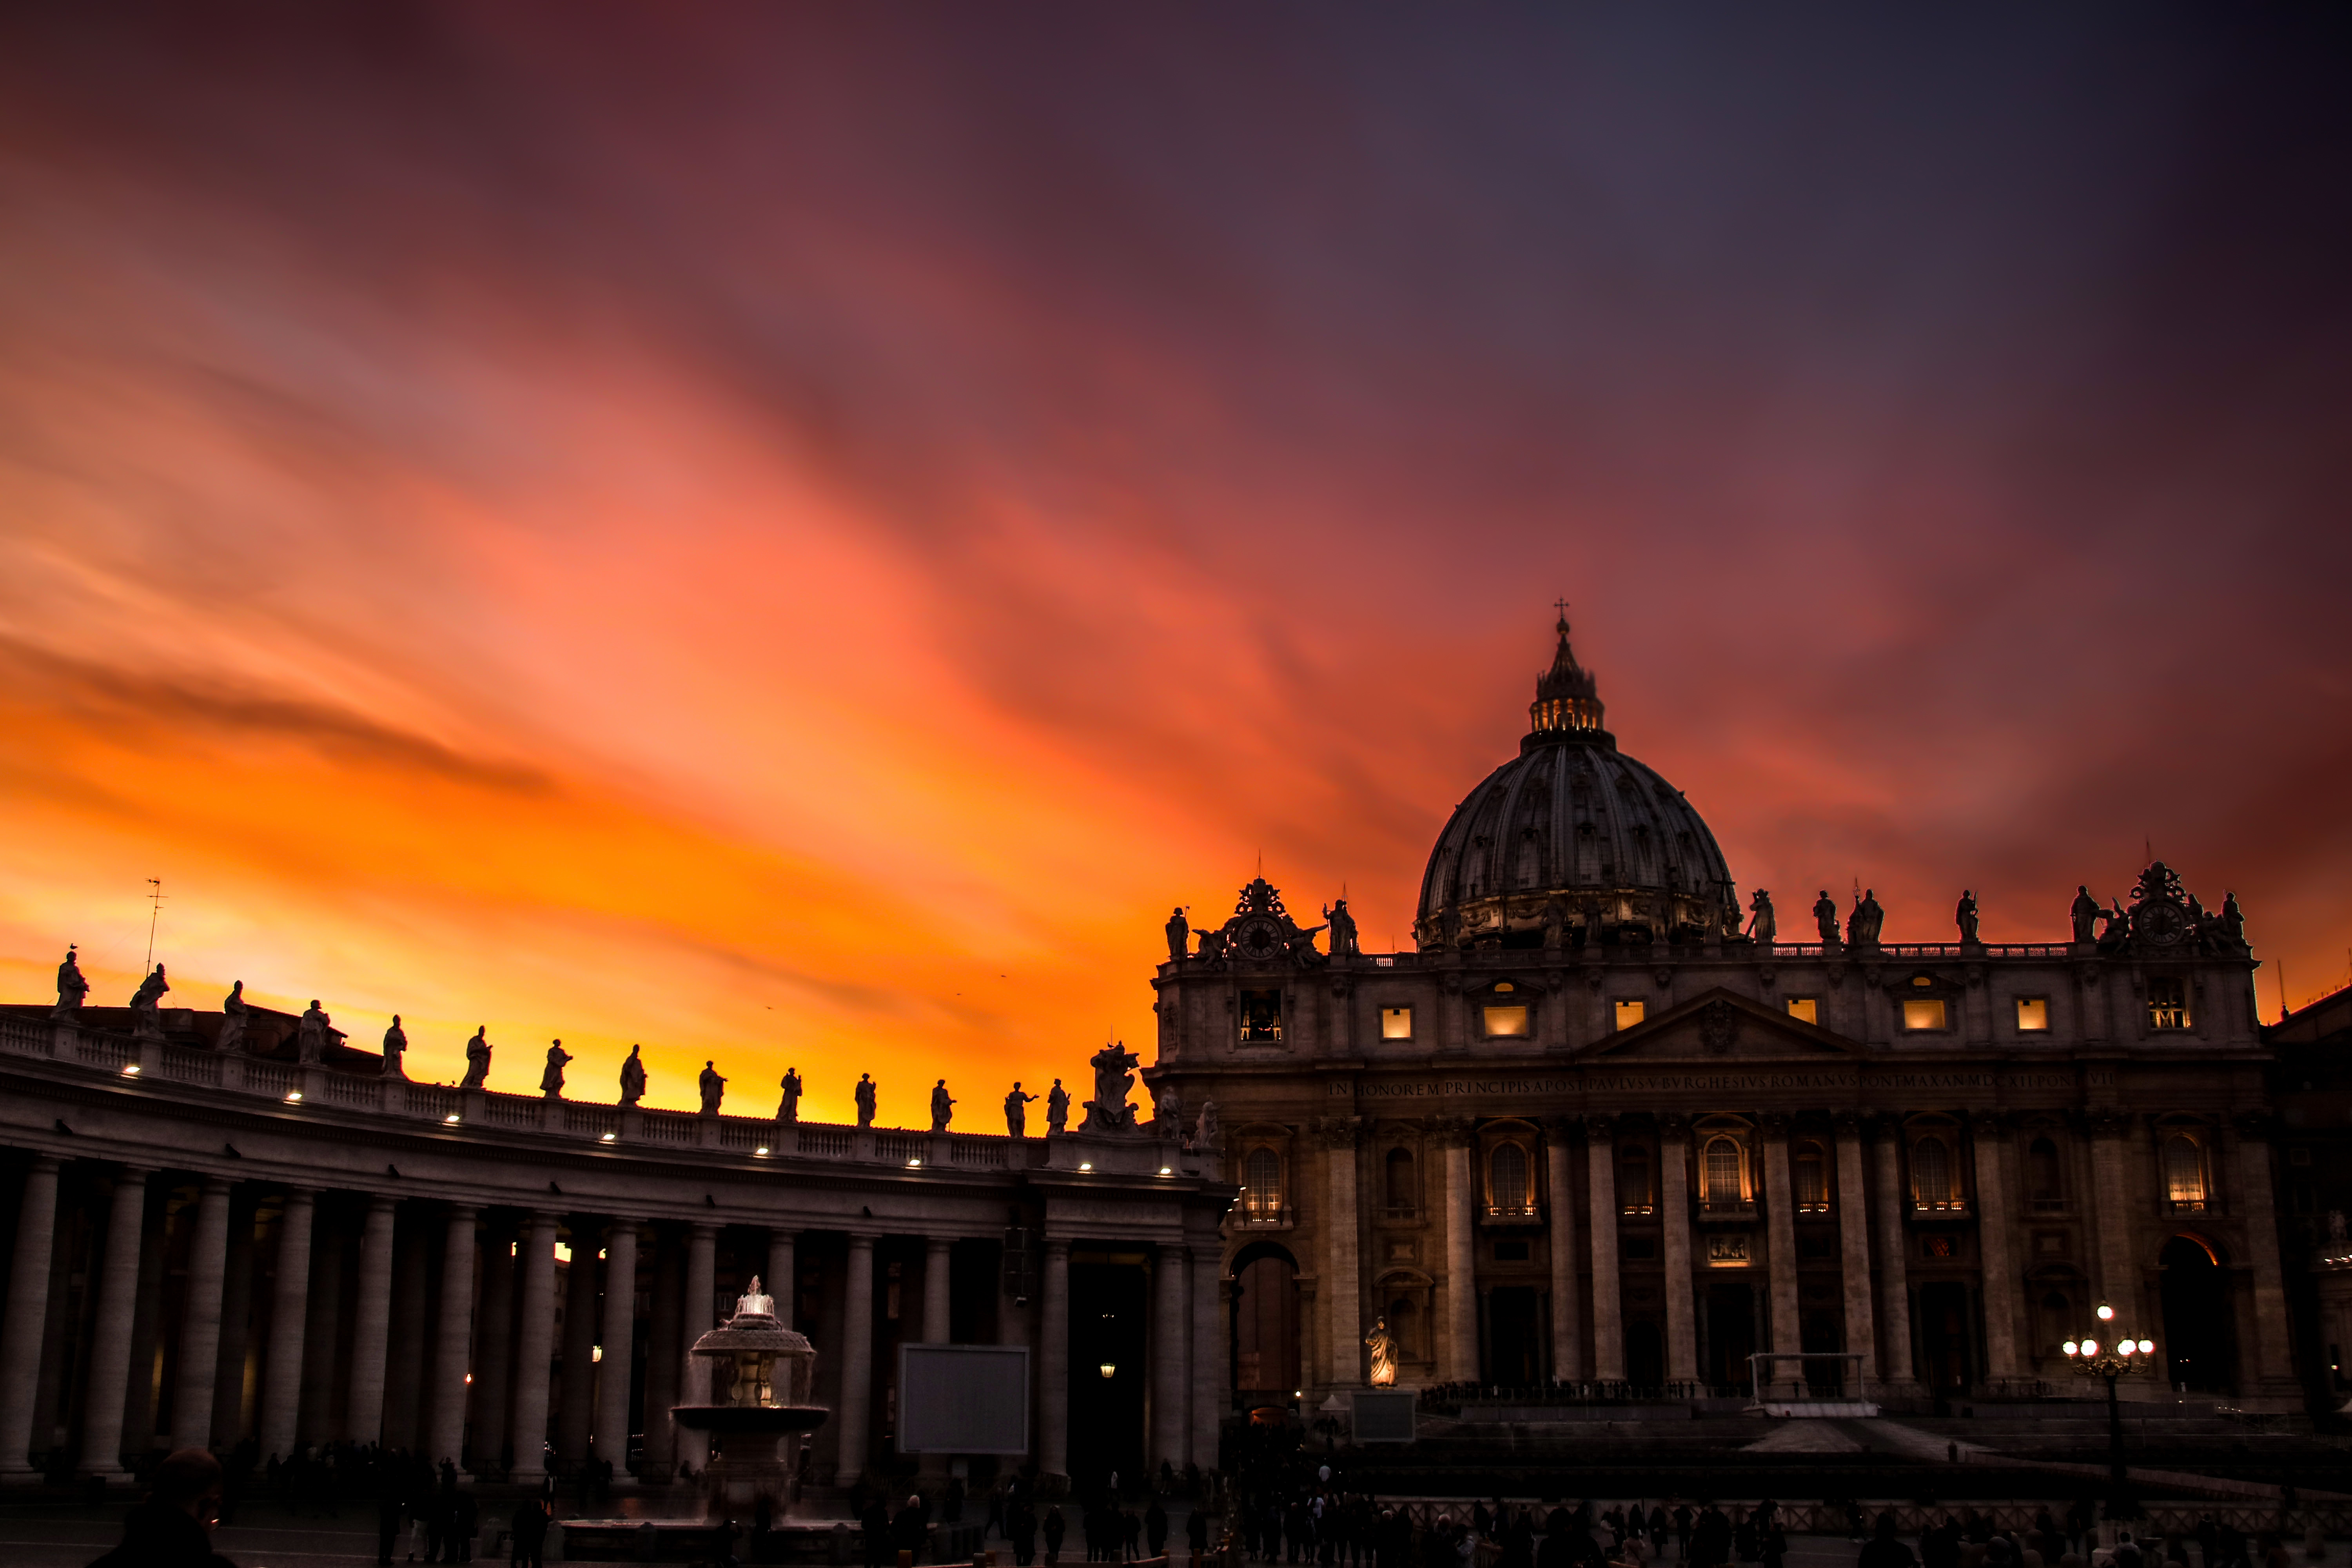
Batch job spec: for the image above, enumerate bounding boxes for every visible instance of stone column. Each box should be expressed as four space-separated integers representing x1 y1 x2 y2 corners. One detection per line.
836 1231 875 1486
1189 1245 1221 1468
1584 1118 1623 1383
1762 1120 1801 1361
1971 1117 2020 1383
642 1227 680 1475
1544 1121 1584 1382
428 1205 478 1470
509 1211 560 1486
766 1228 795 1325
78 1167 151 1479
1831 1115 1879 1390
1038 1237 1069 1481
2087 1112 2139 1321
558 1216 601 1467
1321 1118 1363 1386
256 1187 314 1465
344 1196 397 1446
2232 1114 2299 1392
1441 1124 1477 1382
297 1224 345 1443
210 1196 256 1451
123 1187 170 1455
171 1178 236 1452
472 1219 515 1470
1871 1124 1915 1390
923 1238 952 1343
1152 1243 1187 1468
677 1221 717 1473
1659 1123 1697 1385
0 1156 61 1484
597 1221 641 1477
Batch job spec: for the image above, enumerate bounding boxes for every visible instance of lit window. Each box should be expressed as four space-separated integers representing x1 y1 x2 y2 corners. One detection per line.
1702 1136 1747 1206
1489 1143 1532 1214
1381 1006 1413 1040
1240 989 1283 1044
1911 1137 1959 1210
2163 1135 2206 1209
1483 1005 1531 1037
2148 977 2190 1031
1243 1147 1283 1218
1793 1143 1829 1212
1619 1144 1653 1214
2016 998 2050 1033
1613 999 1646 1031
1786 997 1819 1025
1902 999 1948 1032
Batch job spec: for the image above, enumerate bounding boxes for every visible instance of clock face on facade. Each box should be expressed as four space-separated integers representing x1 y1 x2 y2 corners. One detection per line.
1235 916 1284 960
2133 900 2188 945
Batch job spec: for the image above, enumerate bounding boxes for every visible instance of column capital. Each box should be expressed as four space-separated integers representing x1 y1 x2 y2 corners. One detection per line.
364 1192 397 1213
1430 1116 1477 1149
200 1175 236 1197
1314 1116 1363 1150
1969 1111 2010 1140
1043 1236 1071 1257
1657 1113 1691 1143
1758 1112 1792 1141
688 1218 720 1238
2231 1108 2275 1139
1831 1109 1866 1136
1539 1114 1583 1142
2085 1108 2131 1140
1583 1112 1616 1141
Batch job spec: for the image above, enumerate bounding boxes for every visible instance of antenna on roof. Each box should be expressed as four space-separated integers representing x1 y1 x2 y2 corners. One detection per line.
143 878 165 972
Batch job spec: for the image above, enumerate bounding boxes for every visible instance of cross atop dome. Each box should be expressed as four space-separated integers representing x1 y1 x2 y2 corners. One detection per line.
1528 604 1608 744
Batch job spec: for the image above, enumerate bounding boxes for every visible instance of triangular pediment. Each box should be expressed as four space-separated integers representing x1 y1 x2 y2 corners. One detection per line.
1571 987 1860 1060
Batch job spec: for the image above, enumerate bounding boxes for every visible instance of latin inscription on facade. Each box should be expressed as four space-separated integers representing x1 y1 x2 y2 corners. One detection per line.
1335 1069 2079 1099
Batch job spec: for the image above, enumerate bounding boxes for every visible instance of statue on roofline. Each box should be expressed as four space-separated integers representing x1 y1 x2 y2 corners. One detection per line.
1005 1083 1037 1137
381 1016 408 1080
619 1044 647 1108
53 945 89 1020
699 1060 726 1115
2071 886 2102 945
1813 891 1840 945
777 1067 802 1123
460 1026 492 1089
540 1039 571 1099
296 998 330 1063
1956 890 1981 946
854 1073 877 1129
1083 1040 1141 1132
129 966 171 1040
1045 1078 1070 1135
217 981 250 1054
930 1079 954 1132
1746 889 1776 948
1164 906 1189 962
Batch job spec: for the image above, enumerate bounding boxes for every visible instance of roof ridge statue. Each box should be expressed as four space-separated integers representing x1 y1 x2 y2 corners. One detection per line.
131 964 171 1040
1082 1040 1140 1133
296 997 330 1062
620 1044 647 1108
699 1060 726 1116
381 1015 408 1079
217 981 250 1054
540 1038 571 1099
53 945 88 1020
1004 1082 1037 1137
460 1026 492 1089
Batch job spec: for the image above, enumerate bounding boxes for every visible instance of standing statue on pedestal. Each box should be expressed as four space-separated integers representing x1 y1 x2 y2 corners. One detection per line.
381 1015 408 1079
1045 1078 1069 1135
1152 1083 1185 1136
853 1073 877 1129
619 1044 647 1108
540 1039 572 1099
460 1026 492 1089
1847 889 1884 949
1813 891 1840 945
1193 1097 1221 1155
130 965 171 1038
1004 1083 1037 1137
1082 1041 1140 1132
1364 1316 1398 1387
1955 890 1982 946
1746 889 1776 947
777 1067 802 1123
216 981 250 1054
1164 906 1189 962
2071 886 2102 945
52 945 89 1020
929 1079 954 1132
2221 891 2247 946
296 998 331 1062
699 1060 726 1115
1323 898 1360 957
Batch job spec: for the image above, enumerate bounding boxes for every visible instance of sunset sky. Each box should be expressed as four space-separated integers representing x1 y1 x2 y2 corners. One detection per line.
2 9 2348 1118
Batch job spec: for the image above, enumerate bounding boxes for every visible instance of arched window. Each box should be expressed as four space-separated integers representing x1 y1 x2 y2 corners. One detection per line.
1793 1142 1829 1212
2029 1136 2063 1210
1619 1144 1653 1215
1243 1147 1284 1220
1703 1136 1746 1207
2164 1134 2207 1210
1489 1143 1532 1215
1384 1148 1417 1217
1911 1137 1956 1210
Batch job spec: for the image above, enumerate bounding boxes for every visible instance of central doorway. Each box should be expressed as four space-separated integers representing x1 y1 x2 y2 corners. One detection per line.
1705 1283 1755 1392
1919 1281 1974 1395
1487 1287 1542 1385
1068 1257 1148 1489
2160 1236 2233 1392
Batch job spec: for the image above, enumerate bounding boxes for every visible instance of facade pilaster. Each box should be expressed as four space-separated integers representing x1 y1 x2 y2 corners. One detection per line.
766 1229 795 1325
296 1223 343 1443
1152 1242 1188 1468
2231 1113 2299 1392
1584 1117 1622 1382
1038 1236 1069 1481
1319 1117 1363 1385
171 1177 236 1452
1439 1121 1477 1381
1831 1115 1878 1390
345 1195 397 1446
677 1220 717 1473
1870 1124 1916 1391
922 1238 951 1343
0 1156 62 1484
1971 1116 2020 1383
837 1230 877 1486
257 1186 314 1466
79 1167 151 1479
429 1204 478 1471
1543 1120 1584 1381
1761 1119 1800 1358
2087 1111 2138 1319
596 1221 641 1476
509 1211 560 1486
1189 1245 1221 1465
1659 1120 1696 1384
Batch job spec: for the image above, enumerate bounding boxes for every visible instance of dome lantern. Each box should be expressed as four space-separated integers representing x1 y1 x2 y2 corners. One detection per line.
1528 601 1610 748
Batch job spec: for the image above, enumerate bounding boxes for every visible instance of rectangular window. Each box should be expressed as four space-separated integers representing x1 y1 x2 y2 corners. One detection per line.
1901 998 1948 1032
1380 1006 1413 1040
1483 1005 1531 1038
1786 997 1819 1025
1613 999 1646 1031
2015 997 2050 1032
2148 976 2190 1031
1239 989 1283 1044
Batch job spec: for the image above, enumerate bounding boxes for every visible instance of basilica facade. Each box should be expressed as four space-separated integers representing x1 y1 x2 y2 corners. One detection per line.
1151 617 2298 1415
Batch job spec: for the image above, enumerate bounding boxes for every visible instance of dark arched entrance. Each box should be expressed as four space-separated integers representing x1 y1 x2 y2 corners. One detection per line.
2160 1235 2233 1393
1230 1242 1300 1406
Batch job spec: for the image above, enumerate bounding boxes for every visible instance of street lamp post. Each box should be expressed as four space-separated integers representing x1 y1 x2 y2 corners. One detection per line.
2062 1301 2156 1520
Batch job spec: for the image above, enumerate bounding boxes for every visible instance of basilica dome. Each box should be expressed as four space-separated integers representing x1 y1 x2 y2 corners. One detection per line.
1414 615 1739 950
